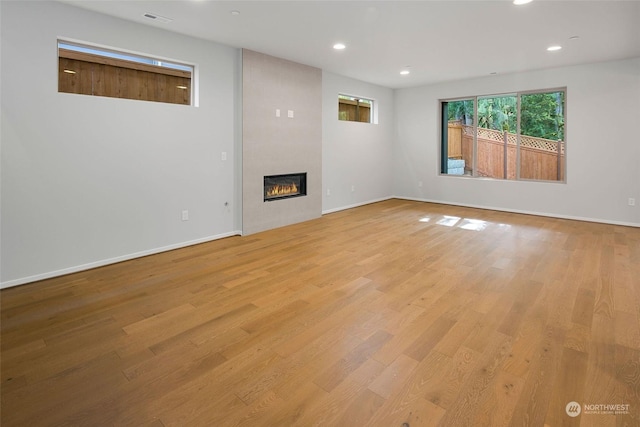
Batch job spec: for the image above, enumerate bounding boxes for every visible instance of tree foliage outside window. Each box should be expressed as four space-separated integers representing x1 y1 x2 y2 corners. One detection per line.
521 92 565 141
478 96 516 132
447 92 564 140
448 99 474 124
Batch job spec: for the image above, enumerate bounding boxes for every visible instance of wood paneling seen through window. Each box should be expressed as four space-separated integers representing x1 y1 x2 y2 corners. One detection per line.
338 95 372 123
58 43 192 105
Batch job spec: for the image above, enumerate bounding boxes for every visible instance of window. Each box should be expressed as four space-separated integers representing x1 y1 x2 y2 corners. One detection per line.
58 41 193 105
338 95 373 123
441 98 474 176
440 89 565 182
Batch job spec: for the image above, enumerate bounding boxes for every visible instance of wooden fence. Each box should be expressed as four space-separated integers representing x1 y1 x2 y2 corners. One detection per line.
58 49 191 105
338 98 371 123
448 123 564 181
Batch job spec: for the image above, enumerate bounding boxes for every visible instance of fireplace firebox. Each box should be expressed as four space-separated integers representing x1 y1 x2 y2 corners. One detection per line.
264 173 307 201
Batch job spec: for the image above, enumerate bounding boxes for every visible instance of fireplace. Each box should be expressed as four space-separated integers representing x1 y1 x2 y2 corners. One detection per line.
264 173 307 201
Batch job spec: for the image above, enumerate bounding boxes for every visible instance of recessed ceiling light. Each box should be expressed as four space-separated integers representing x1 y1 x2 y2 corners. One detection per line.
513 0 533 5
230 10 240 16
400 70 410 75
333 43 346 50
547 45 562 51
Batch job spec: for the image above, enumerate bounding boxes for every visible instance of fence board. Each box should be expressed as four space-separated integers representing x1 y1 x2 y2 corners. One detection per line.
456 124 564 181
58 58 191 105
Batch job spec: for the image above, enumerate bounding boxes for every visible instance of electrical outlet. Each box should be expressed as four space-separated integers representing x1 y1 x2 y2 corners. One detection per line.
288 110 294 118
629 198 636 206
351 185 355 192
181 210 189 221
418 181 423 188
221 151 227 161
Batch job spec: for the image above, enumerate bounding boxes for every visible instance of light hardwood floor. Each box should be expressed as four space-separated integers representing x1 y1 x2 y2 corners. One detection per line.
2 199 639 426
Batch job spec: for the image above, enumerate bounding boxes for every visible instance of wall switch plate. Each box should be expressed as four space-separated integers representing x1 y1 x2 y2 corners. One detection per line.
326 189 331 196
288 110 294 118
629 198 636 206
351 185 355 192
221 151 227 161
276 109 280 117
418 181 423 187
181 210 189 221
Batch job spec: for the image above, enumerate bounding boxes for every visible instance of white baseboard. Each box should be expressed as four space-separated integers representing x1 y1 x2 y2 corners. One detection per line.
0 231 242 289
322 196 393 215
5 197 636 290
393 196 640 228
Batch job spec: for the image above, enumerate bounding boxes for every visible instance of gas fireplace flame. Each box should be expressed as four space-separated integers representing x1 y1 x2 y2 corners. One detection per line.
267 182 298 197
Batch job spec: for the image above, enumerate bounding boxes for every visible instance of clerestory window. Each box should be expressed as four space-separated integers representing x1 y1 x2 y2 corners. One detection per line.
58 40 194 106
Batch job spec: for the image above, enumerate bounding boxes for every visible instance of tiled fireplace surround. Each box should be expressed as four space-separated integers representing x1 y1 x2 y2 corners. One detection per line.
242 50 322 235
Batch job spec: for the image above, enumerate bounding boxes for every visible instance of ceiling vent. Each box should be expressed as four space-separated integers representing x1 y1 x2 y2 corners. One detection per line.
143 13 173 24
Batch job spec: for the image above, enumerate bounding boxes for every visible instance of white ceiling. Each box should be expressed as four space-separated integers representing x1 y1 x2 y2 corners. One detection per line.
59 0 640 89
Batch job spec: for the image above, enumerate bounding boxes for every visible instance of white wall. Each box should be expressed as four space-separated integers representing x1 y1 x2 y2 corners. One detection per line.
1 1 241 287
394 58 640 226
322 71 395 213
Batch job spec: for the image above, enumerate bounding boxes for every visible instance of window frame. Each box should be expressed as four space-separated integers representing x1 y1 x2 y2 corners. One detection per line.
338 94 375 124
57 38 196 106
439 87 566 183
